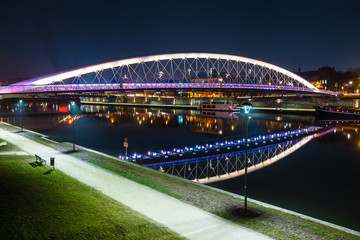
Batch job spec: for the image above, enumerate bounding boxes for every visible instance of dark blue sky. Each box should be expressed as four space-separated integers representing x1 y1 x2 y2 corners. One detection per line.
1 0 359 82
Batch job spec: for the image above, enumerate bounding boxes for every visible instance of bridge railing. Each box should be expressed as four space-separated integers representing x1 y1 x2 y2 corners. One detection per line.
0 83 337 95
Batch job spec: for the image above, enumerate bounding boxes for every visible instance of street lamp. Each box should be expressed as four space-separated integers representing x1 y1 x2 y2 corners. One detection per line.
241 102 252 213
70 101 77 152
18 99 23 132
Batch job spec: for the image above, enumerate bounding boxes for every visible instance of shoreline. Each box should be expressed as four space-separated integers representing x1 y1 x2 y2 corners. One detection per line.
75 142 360 236
81 100 316 113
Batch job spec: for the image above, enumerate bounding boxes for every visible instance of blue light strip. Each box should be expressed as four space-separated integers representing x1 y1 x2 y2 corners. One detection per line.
143 139 300 168
119 126 322 161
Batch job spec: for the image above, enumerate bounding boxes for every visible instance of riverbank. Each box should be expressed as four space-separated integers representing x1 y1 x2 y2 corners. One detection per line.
1 122 359 240
81 100 199 109
0 139 183 239
81 100 316 113
0 124 271 240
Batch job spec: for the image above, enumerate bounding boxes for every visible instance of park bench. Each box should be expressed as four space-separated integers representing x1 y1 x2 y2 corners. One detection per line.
35 154 46 166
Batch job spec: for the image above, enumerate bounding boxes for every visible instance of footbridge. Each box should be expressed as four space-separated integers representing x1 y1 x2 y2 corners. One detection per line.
1 53 335 95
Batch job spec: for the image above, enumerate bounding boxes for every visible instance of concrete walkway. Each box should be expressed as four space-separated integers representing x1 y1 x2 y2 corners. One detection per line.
0 128 272 240
0 151 30 155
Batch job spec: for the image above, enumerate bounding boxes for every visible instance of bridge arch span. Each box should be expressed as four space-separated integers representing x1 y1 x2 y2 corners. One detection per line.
13 53 317 92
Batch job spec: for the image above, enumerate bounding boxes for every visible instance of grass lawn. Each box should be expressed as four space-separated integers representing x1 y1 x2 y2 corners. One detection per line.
0 144 183 239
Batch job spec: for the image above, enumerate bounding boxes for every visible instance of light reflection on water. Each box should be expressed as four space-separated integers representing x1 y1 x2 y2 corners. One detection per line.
1 104 314 155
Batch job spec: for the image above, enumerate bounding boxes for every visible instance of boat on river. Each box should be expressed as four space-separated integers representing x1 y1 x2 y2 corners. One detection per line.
315 105 360 118
200 102 240 112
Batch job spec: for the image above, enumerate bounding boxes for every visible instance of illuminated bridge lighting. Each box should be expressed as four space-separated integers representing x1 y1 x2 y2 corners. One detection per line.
136 127 335 183
0 83 336 95
12 53 317 87
143 140 299 168
0 53 336 95
119 126 323 162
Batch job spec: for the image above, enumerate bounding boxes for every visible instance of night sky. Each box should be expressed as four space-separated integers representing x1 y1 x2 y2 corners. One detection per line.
1 0 359 82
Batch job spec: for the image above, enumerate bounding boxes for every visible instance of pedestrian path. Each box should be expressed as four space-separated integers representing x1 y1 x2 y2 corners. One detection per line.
0 128 272 240
0 151 30 155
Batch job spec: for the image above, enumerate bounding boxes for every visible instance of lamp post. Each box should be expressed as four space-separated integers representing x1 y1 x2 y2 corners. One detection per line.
70 101 76 152
72 113 75 152
241 102 252 213
18 99 23 132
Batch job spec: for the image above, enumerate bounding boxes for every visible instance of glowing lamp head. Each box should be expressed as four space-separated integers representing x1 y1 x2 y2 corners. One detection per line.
241 102 253 114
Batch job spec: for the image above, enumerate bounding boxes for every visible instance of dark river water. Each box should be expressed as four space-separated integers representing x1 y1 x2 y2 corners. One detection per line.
1 102 359 231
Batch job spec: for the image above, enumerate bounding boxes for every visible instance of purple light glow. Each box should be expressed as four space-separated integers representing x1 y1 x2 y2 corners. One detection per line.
0 83 337 95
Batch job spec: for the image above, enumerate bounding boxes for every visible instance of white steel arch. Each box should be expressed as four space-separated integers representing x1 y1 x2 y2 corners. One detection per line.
13 53 317 91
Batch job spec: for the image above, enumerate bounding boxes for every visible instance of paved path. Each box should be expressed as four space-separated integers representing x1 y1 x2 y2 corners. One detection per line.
0 128 272 240
0 151 30 155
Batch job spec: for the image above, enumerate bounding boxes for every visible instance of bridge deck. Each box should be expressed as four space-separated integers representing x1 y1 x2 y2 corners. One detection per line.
0 83 336 95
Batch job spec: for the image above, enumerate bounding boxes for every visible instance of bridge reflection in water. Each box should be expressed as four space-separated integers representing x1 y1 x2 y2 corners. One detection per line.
140 127 335 183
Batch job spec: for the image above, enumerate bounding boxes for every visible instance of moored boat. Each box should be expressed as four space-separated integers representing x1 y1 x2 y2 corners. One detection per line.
200 102 239 112
315 105 360 118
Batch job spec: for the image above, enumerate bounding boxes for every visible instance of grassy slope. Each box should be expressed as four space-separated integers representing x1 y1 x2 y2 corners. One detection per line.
0 141 183 240
71 150 360 240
